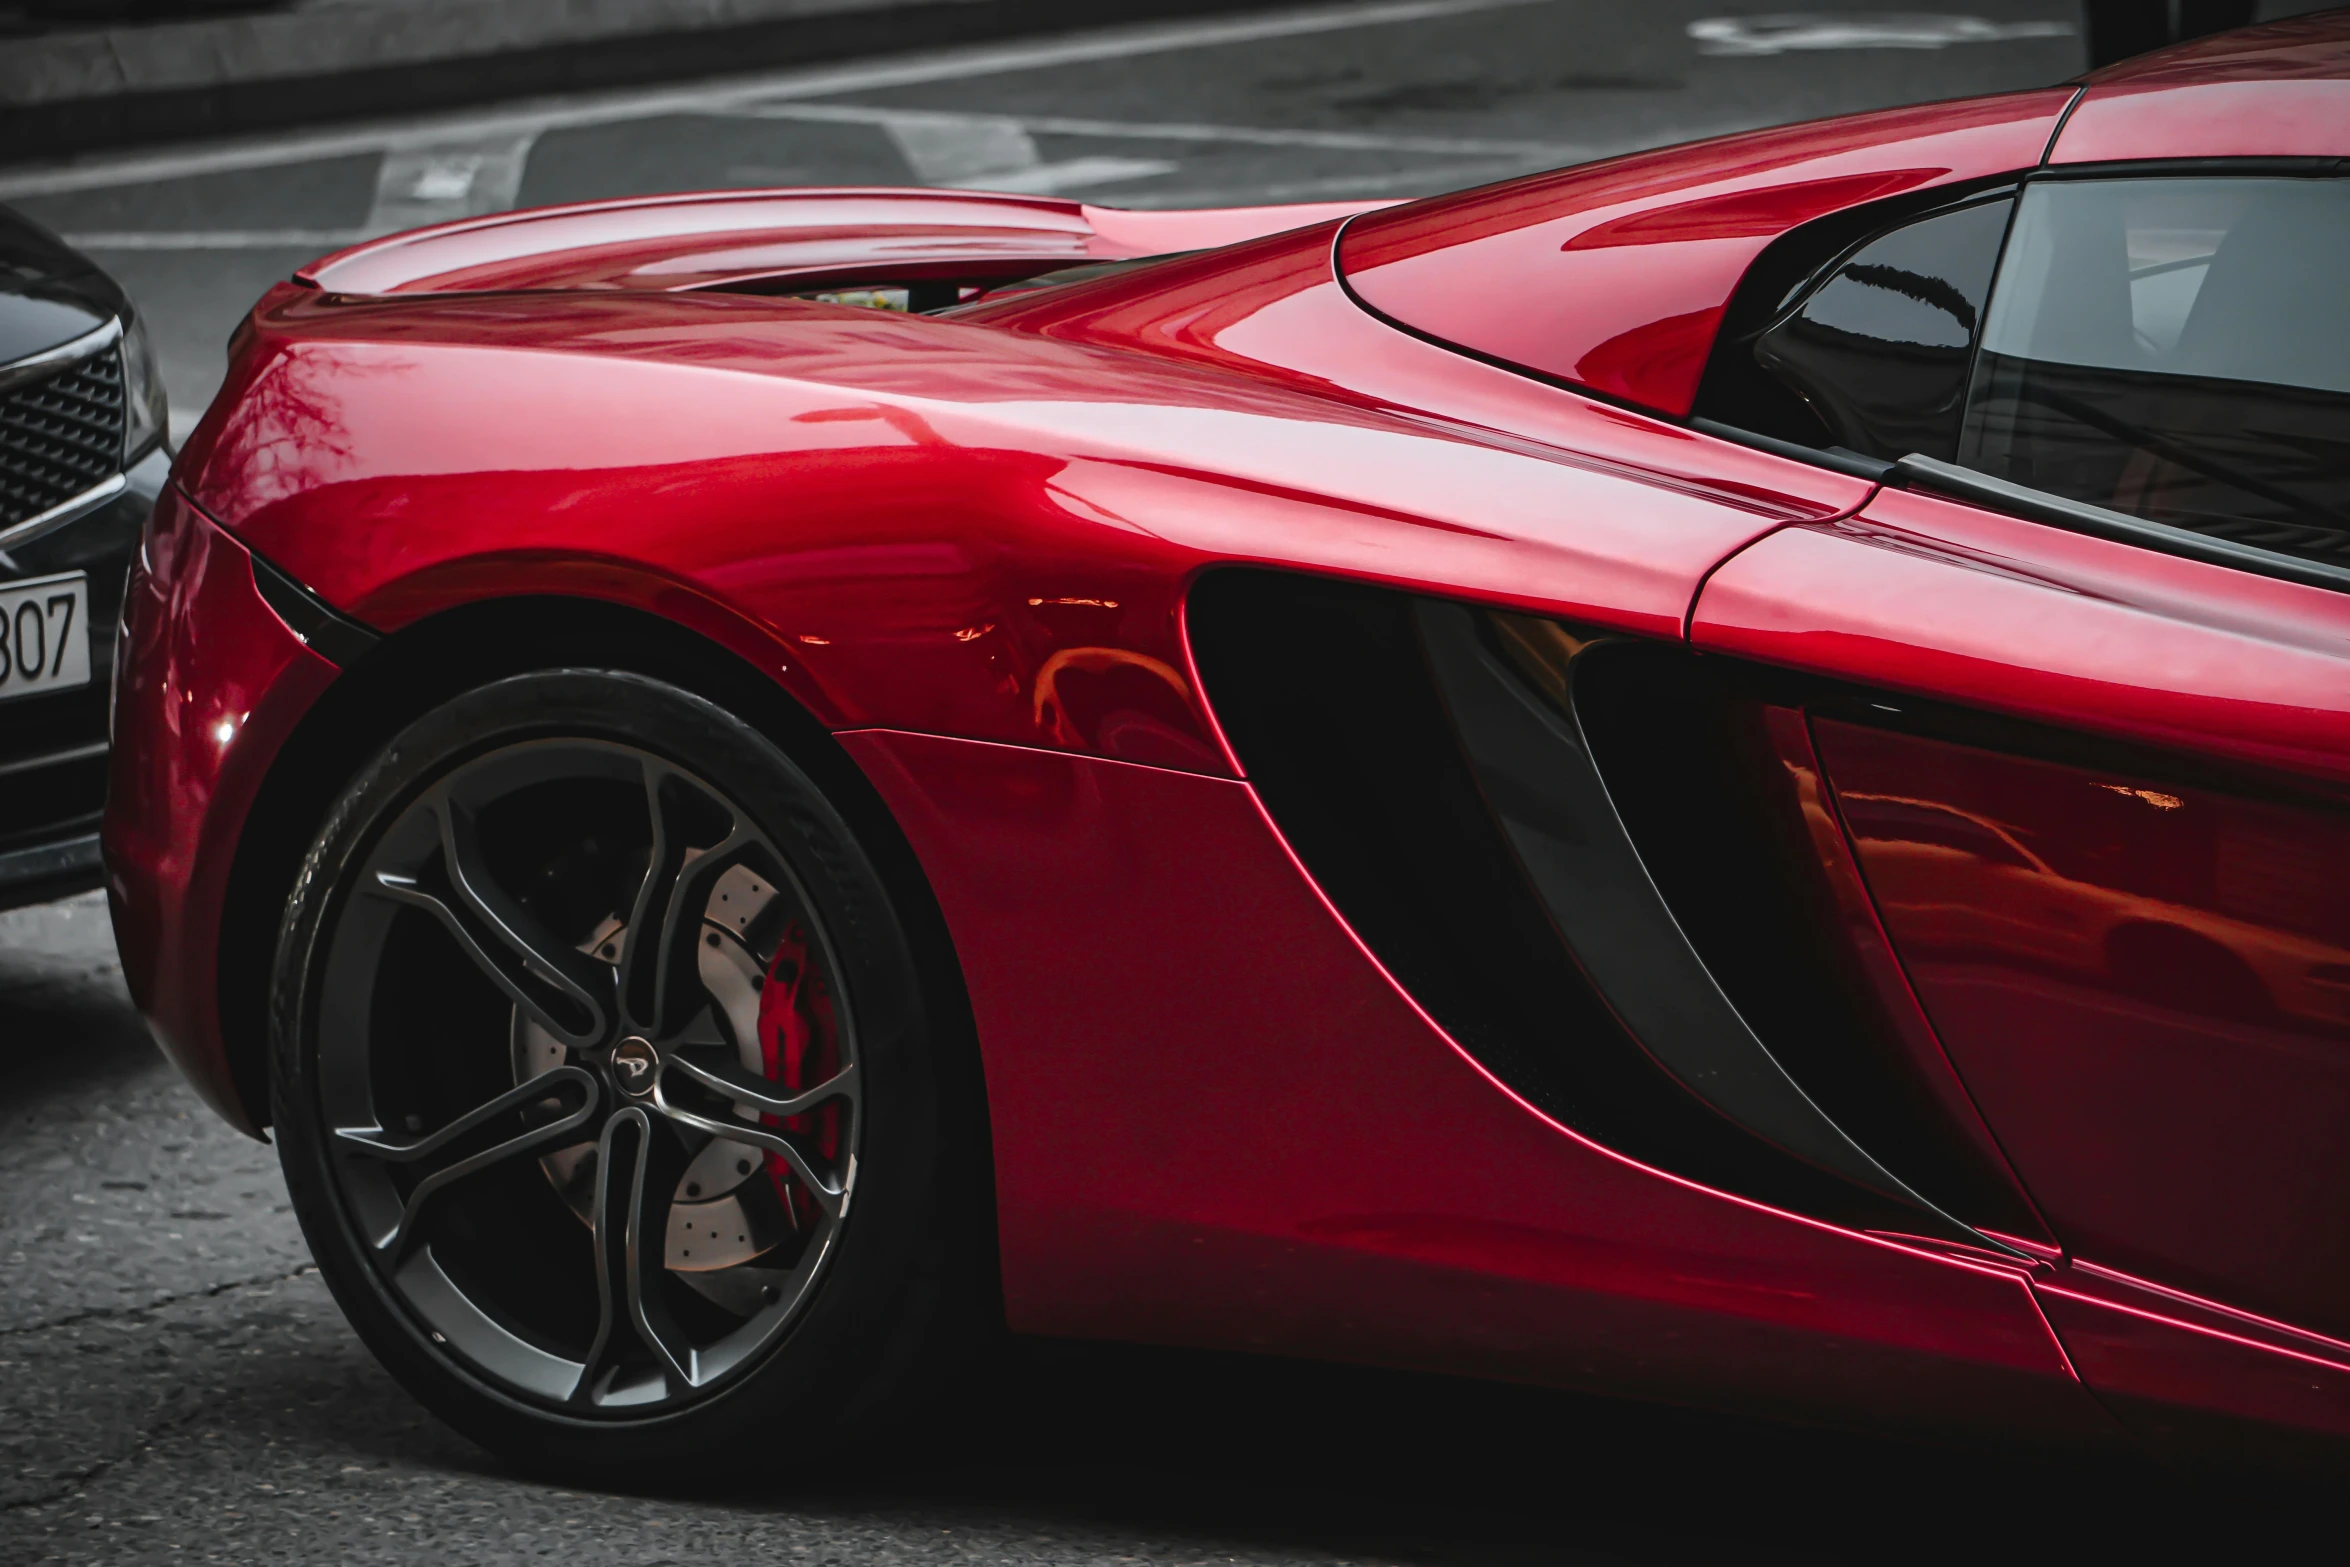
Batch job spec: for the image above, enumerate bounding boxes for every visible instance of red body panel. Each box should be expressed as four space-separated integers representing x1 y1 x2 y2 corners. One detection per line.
180 238 1845 706
2038 1262 2350 1465
1693 481 2350 1449
1333 90 2073 416
103 490 337 1136
1816 716 2350 1339
841 727 2114 1444
1753 706 2056 1248
152 241 1865 1144
1694 487 2350 786
108 23 2350 1463
299 188 1395 296
965 223 1877 530
2052 16 2350 164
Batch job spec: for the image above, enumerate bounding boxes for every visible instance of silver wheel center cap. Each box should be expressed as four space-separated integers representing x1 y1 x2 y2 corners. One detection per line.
610 1037 659 1098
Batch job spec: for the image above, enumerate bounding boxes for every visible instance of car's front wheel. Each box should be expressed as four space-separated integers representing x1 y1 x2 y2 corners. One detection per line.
271 668 972 1477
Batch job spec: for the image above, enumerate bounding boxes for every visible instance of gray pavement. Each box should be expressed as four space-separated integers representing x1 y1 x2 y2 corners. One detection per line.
1 0 1316 161
2 0 2107 430
0 3 2308 1559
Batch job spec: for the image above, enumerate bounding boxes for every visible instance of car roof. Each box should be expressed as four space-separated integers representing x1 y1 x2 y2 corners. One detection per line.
2080 9 2350 87
2054 11 2350 162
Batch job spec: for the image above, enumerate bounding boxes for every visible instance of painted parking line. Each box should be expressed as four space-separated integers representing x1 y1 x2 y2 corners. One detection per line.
797 101 1587 199
367 134 537 233
880 113 1180 194
1686 14 2073 55
735 101 1581 159
0 0 1557 199
57 94 1595 246
57 229 369 249
1119 157 1545 209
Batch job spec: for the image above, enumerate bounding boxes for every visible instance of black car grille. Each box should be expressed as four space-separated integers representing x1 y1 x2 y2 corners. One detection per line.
2 349 126 530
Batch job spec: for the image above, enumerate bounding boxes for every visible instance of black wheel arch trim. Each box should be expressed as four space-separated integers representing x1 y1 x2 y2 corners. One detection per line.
247 545 383 667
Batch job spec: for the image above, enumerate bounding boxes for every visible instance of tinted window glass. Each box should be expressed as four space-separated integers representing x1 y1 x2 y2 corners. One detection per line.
1960 177 2350 565
1750 198 2012 462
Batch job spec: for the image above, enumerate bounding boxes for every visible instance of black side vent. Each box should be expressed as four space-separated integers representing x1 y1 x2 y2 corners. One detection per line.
1571 644 2046 1239
1187 568 1937 1236
2 349 125 529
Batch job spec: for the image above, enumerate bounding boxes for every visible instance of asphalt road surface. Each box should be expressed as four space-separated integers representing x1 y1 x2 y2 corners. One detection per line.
0 3 2306 1561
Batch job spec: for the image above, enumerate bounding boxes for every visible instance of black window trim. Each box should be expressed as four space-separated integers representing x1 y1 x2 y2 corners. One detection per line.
1687 178 2024 474
2023 155 2350 184
1688 416 1894 481
1691 159 2350 595
1893 454 2350 594
1339 164 2350 596
1754 186 2022 351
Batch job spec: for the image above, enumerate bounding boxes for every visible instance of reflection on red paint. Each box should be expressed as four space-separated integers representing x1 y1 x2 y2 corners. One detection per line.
2054 15 2350 164
1817 716 2350 1341
1754 707 2053 1243
1571 307 1721 414
838 726 2112 1446
1336 90 2071 413
102 489 338 1137
1692 486 2350 787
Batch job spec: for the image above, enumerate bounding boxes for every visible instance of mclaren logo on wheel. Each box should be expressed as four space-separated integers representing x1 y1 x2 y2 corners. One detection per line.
610 1037 659 1097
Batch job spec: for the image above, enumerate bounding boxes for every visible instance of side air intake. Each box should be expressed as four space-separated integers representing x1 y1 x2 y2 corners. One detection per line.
1187 568 1992 1241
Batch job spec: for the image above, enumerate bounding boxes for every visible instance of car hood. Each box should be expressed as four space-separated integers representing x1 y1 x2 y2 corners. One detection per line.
0 204 125 365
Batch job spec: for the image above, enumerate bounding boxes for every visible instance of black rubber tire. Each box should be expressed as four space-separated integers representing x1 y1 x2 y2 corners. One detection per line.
271 668 975 1480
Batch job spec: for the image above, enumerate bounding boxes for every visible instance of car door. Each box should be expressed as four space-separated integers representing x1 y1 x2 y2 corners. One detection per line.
1691 169 2350 1433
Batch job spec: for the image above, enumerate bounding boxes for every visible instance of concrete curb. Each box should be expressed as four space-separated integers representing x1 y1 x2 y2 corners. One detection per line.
1 0 1297 163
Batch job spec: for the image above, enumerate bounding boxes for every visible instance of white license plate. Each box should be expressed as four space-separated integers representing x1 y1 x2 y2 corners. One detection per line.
0 572 90 704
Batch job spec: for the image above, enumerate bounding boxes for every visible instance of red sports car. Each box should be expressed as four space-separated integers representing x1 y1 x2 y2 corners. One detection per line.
107 18 2350 1476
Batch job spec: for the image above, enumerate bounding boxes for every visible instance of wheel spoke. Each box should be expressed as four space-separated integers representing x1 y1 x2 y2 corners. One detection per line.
623 1110 697 1392
334 1066 599 1258
651 1073 849 1219
324 730 860 1416
575 1109 628 1401
617 759 761 1040
576 1105 698 1399
666 1053 858 1121
373 793 612 1049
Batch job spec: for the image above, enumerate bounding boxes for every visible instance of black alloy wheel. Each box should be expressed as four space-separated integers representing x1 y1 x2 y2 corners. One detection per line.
272 669 972 1475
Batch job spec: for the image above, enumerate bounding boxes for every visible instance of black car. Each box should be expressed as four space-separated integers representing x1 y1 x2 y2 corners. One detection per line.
1 204 171 911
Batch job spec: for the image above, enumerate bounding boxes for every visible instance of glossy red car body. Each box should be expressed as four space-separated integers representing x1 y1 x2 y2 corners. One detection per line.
109 16 2350 1468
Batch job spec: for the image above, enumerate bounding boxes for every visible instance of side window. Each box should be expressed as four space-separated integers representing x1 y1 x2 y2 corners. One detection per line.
1749 198 2013 463
1959 177 2350 566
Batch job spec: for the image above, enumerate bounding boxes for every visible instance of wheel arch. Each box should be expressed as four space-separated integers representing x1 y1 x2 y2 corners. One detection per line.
216 591 991 1231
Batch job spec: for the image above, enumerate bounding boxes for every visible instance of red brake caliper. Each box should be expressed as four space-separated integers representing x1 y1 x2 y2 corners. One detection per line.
757 922 840 1227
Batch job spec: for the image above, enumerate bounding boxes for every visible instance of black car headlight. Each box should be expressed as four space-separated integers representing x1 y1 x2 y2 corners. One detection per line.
121 312 169 464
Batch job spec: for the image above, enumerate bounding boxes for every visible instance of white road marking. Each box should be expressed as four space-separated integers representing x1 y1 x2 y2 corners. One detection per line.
58 229 368 249
738 101 1577 158
1116 158 1552 209
0 0 1555 198
63 134 1542 245
882 112 1175 195
882 113 1041 184
1687 15 2073 56
956 157 1181 195
364 133 537 234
